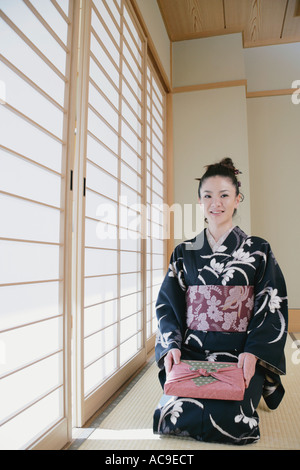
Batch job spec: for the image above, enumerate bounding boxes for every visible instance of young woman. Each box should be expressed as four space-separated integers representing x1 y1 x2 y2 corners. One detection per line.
153 158 288 445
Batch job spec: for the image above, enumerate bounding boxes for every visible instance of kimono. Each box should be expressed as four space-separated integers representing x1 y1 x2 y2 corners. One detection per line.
153 226 288 445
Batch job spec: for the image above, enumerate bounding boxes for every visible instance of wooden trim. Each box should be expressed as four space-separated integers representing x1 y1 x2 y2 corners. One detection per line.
3 102 64 144
146 59 167 336
0 237 63 247
72 0 92 429
246 88 296 98
166 92 174 262
129 0 171 93
170 36 173 89
172 79 297 100
288 309 300 333
75 0 160 428
30 418 69 450
63 0 81 447
0 54 66 112
169 32 300 49
82 349 146 425
51 0 71 24
0 144 63 177
172 79 247 94
0 0 78 450
243 37 300 49
0 10 67 82
170 28 244 43
23 0 69 53
146 334 156 355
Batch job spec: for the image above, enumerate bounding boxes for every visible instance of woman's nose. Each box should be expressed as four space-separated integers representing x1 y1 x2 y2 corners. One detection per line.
211 198 222 207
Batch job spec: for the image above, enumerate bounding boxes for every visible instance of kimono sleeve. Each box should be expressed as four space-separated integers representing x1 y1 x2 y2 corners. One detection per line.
155 244 187 371
244 240 288 406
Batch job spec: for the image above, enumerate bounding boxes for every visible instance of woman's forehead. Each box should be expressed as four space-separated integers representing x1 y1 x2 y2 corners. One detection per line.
200 175 235 190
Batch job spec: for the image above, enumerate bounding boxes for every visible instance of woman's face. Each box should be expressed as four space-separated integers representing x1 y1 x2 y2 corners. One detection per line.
199 175 240 227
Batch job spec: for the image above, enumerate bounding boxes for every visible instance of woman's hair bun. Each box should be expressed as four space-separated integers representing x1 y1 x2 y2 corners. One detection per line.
219 157 236 172
196 157 244 203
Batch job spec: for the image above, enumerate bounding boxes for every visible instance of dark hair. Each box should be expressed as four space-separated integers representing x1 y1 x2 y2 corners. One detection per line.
196 157 244 201
196 158 244 220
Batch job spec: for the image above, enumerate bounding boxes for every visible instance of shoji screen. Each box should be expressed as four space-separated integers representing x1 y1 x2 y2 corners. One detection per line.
145 61 166 342
0 0 76 449
75 0 148 424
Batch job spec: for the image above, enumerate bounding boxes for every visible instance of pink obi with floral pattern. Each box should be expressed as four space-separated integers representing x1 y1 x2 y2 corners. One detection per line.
186 285 254 332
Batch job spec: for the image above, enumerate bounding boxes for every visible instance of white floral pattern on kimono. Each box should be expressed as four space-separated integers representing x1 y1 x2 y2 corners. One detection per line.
153 226 288 445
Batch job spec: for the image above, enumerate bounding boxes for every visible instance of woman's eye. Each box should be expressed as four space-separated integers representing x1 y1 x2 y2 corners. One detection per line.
221 194 229 198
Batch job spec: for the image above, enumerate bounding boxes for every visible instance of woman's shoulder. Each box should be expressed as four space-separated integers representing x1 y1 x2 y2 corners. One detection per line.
174 230 206 254
243 233 274 264
234 226 271 249
171 227 273 256
245 233 271 249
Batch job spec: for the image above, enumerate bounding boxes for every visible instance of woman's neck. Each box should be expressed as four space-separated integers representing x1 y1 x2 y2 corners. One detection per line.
207 222 234 242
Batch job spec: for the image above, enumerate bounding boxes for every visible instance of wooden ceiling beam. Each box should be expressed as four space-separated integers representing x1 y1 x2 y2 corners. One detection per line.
157 0 300 46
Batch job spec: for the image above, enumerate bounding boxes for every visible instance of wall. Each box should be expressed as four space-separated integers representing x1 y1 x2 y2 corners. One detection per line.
172 34 251 245
244 43 300 92
173 33 245 87
173 85 251 245
245 43 300 309
135 0 171 83
136 3 300 309
172 36 300 308
247 95 300 308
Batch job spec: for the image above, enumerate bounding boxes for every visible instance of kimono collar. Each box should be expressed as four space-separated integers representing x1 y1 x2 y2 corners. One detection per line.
206 226 235 253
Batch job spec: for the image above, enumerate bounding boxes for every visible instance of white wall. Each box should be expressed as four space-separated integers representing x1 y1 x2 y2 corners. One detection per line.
172 33 251 245
135 0 171 82
173 33 246 87
244 42 300 308
173 86 251 245
171 34 300 308
244 42 300 92
137 3 300 308
247 95 300 308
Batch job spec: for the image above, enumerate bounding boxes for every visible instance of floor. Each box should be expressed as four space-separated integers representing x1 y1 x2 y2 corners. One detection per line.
67 333 300 451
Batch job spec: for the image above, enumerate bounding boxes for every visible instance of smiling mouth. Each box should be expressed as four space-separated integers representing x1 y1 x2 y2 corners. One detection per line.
210 211 224 214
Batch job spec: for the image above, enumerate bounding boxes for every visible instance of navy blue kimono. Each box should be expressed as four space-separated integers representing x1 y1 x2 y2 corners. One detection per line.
153 226 288 445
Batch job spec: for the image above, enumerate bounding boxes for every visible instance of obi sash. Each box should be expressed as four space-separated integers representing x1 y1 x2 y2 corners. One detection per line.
186 285 254 332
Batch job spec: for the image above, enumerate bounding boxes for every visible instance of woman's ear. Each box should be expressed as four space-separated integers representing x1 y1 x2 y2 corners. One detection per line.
235 193 242 208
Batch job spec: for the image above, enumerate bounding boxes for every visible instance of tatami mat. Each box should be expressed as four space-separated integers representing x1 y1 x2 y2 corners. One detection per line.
70 334 300 451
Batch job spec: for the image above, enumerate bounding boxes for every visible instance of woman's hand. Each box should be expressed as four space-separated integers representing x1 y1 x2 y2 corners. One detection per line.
238 352 257 388
164 349 181 375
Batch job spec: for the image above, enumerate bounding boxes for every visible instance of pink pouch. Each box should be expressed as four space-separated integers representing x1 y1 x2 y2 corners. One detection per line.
164 360 245 401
